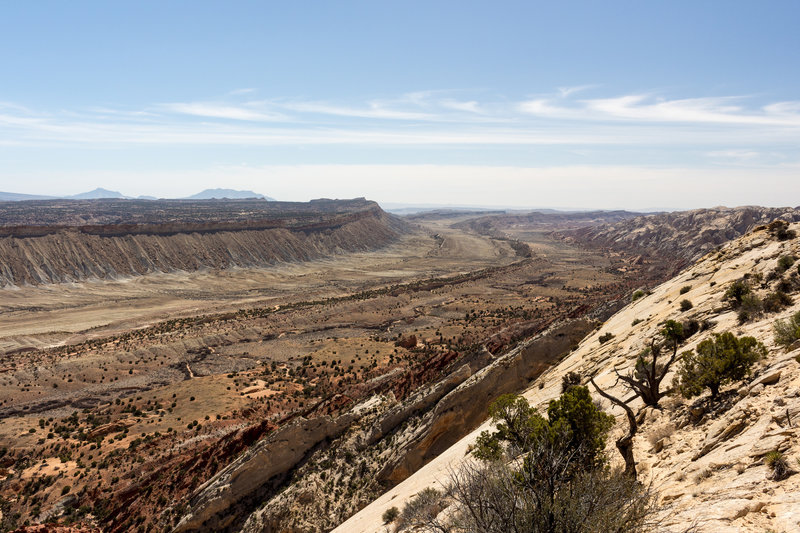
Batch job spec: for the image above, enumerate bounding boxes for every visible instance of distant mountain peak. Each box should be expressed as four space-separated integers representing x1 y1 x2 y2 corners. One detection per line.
185 188 275 200
69 188 128 199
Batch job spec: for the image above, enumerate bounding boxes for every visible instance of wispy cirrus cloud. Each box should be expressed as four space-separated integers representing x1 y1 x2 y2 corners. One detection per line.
706 149 762 160
1 88 799 153
520 93 800 126
279 100 433 120
159 102 287 121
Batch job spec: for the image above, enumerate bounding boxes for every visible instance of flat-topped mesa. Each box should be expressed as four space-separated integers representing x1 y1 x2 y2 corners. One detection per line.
0 197 380 237
0 198 409 285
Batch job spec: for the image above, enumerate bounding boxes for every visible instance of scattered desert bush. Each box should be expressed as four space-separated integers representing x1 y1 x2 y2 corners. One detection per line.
445 459 657 533
679 285 692 295
693 467 713 483
675 332 766 399
764 450 791 480
773 311 800 348
768 220 796 241
631 289 646 302
762 291 793 313
737 293 763 323
776 277 796 294
679 299 693 312
647 423 676 449
725 279 752 307
777 254 797 272
561 371 582 393
631 318 644 326
452 391 656 533
599 332 615 344
397 488 445 531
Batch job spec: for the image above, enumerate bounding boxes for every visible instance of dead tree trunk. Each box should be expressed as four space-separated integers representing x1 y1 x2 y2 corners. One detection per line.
590 377 638 480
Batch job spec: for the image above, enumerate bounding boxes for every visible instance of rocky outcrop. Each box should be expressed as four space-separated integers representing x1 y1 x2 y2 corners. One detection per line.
0 199 408 285
337 221 800 533
173 413 356 533
376 319 594 484
559 206 800 272
452 209 641 238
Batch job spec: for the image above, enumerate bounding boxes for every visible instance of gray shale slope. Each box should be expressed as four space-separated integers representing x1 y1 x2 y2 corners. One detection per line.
0 198 408 285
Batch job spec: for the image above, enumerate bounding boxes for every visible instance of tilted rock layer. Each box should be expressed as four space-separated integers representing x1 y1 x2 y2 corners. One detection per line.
339 221 800 533
560 206 800 270
0 199 408 285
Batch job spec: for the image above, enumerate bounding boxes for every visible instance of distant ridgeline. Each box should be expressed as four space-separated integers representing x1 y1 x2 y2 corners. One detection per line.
0 198 408 285
558 206 800 274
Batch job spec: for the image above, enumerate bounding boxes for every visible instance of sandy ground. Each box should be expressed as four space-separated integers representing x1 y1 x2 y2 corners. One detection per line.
0 225 516 353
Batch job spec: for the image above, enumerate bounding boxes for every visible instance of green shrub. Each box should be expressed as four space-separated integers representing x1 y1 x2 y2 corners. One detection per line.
547 386 615 468
460 390 655 533
679 299 693 312
768 220 796 241
777 255 797 272
382 506 399 524
631 290 646 302
474 388 614 471
675 332 766 399
561 371 582 393
737 293 763 323
679 285 692 295
765 450 790 480
724 279 751 307
762 291 793 313
777 278 795 293
599 332 615 344
773 311 800 348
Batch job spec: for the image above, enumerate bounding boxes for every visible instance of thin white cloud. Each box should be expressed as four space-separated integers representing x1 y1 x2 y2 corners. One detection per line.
281 100 433 120
1 89 800 151
439 99 484 113
706 149 761 160
557 85 597 98
159 102 286 121
520 94 800 126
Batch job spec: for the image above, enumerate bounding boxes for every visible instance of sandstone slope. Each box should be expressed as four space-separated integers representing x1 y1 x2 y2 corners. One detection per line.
339 222 800 533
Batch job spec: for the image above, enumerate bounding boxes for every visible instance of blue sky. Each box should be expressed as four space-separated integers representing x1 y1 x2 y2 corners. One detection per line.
1 1 798 208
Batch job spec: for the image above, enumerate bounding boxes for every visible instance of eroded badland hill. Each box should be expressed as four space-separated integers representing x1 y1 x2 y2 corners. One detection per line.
1 201 798 533
0 198 405 286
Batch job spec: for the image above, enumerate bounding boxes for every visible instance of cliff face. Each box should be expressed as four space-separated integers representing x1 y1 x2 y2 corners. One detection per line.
0 200 408 285
451 209 642 237
338 221 800 533
559 206 800 272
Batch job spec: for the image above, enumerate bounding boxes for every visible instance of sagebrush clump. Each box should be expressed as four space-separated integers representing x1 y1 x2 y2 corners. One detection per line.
773 311 800 348
382 506 399 524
